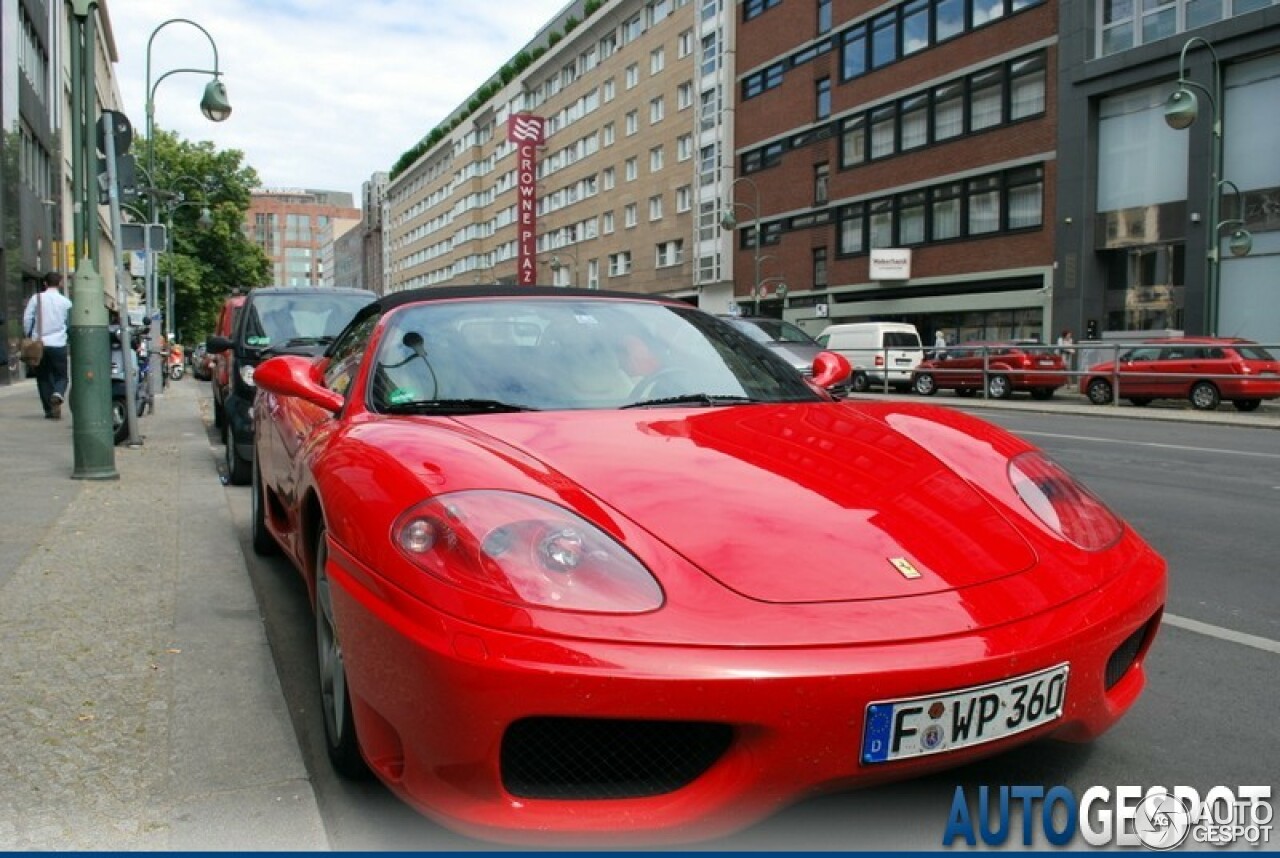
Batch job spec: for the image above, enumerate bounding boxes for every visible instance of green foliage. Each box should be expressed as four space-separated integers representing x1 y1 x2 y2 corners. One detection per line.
143 128 271 342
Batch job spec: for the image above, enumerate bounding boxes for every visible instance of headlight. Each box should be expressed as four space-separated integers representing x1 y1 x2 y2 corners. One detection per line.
1008 451 1123 551
239 364 256 387
393 490 664 614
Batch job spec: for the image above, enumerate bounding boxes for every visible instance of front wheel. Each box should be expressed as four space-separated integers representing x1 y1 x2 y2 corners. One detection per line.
986 374 1012 399
224 420 251 485
913 373 937 396
1234 399 1262 413
1086 378 1114 405
850 372 870 393
169 365 184 381
315 525 369 778
112 397 129 444
1189 381 1220 411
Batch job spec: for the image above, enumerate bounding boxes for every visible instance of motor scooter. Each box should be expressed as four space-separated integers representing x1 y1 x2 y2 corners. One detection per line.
110 325 148 445
167 343 185 381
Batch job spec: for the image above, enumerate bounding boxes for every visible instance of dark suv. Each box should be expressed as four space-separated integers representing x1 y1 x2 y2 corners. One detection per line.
207 286 376 484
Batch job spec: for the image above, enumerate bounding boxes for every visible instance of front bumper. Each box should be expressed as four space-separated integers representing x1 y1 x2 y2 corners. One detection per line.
327 541 1164 844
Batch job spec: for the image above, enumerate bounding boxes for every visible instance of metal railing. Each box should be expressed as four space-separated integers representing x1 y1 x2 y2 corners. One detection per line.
852 341 1280 410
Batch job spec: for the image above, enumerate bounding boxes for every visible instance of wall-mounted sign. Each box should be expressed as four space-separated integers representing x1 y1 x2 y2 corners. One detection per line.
870 248 912 280
815 303 829 318
506 113 546 286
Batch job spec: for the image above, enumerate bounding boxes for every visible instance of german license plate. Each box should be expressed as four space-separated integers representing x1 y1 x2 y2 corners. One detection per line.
861 664 1069 764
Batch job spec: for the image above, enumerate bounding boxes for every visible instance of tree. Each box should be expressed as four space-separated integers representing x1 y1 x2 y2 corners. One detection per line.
140 128 271 342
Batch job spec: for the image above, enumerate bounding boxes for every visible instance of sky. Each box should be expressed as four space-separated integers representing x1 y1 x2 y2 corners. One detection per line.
106 0 573 204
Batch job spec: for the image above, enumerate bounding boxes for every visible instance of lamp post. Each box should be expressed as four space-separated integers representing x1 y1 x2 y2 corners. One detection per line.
1164 36 1251 336
719 175 765 314
145 17 231 407
66 0 118 479
543 250 580 287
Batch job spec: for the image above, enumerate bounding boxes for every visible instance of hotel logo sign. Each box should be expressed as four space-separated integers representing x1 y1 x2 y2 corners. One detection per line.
507 113 546 286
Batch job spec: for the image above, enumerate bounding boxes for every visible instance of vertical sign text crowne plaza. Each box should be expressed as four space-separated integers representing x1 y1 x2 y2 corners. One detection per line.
507 114 545 286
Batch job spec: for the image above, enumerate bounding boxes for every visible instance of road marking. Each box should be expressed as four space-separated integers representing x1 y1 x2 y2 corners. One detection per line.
1163 612 1280 655
1014 430 1280 460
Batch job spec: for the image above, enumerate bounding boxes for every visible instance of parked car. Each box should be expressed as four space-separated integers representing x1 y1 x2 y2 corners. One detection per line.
913 341 1068 400
1078 337 1280 411
207 286 375 484
718 314 851 392
188 342 211 381
208 294 247 429
249 285 1165 844
816 322 923 392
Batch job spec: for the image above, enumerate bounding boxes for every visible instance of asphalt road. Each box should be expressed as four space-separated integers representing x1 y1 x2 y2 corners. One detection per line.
207 391 1279 851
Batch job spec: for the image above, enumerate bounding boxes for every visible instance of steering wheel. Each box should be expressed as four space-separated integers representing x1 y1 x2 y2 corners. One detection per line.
630 367 694 401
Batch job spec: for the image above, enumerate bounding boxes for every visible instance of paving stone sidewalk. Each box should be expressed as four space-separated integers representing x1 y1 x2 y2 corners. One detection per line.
0 379 327 850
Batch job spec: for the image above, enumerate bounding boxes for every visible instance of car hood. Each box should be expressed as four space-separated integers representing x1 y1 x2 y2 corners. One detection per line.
457 403 1036 603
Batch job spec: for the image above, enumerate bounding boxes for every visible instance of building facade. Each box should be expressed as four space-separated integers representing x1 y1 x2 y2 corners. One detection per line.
361 172 387 294
244 189 361 287
1055 2 1280 343
383 0 733 305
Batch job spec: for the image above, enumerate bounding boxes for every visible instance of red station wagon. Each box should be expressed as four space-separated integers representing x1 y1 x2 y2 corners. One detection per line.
913 342 1069 400
1079 337 1280 411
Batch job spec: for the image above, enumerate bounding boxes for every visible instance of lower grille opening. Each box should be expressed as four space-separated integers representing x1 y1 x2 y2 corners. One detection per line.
500 717 732 800
1105 617 1156 689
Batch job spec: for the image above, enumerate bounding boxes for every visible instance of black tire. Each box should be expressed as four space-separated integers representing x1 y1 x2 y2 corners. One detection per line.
913 373 937 396
1128 397 1152 407
213 396 225 430
315 525 369 779
1233 399 1262 413
1086 378 1114 405
1029 388 1055 401
987 374 1012 400
250 455 278 556
112 397 129 445
850 372 870 393
225 420 252 485
1189 381 1220 411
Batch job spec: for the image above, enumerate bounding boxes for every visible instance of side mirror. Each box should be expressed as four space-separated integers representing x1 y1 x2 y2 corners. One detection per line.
206 335 234 353
253 355 344 414
811 351 853 391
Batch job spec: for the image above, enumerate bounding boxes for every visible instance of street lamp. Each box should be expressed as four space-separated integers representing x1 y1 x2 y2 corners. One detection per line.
1164 36 1251 336
719 175 767 314
542 250 580 287
145 17 231 405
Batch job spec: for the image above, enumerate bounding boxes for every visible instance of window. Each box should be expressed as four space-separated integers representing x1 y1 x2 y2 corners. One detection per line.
870 106 895 158
603 211 615 234
651 47 665 74
625 157 638 181
625 203 638 227
609 251 632 276
972 0 1006 26
603 167 616 190
1006 166 1043 229
676 185 692 212
818 0 833 33
869 199 893 247
842 29 867 80
650 96 666 124
932 183 962 240
1010 54 1047 119
649 195 664 221
841 116 866 166
967 176 1001 234
814 163 829 204
970 69 1003 131
677 81 694 110
678 28 694 57
903 0 929 55
656 240 684 268
650 146 665 172
677 134 693 161
603 78 616 102
871 13 897 69
816 77 831 120
936 0 965 40
626 63 640 89
839 203 865 254
899 191 926 244
934 82 965 141
813 246 828 287
603 122 616 146
901 93 929 149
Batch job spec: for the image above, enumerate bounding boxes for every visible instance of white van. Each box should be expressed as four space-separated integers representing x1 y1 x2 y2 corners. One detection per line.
816 322 924 392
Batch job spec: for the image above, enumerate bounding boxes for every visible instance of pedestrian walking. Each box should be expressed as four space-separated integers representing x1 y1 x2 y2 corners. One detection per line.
22 271 73 419
934 329 947 360
1057 329 1075 371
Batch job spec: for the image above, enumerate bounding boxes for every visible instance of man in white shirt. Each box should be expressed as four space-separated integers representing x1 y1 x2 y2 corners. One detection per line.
22 272 73 419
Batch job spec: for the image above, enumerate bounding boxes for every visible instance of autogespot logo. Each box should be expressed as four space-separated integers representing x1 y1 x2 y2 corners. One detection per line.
942 785 1272 849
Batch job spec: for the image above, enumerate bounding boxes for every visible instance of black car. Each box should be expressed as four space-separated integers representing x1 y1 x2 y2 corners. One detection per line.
207 286 375 484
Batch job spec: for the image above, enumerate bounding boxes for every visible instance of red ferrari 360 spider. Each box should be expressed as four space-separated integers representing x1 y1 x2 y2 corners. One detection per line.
250 286 1166 844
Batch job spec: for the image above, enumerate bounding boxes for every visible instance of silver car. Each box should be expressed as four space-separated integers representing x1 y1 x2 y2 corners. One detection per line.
720 316 849 393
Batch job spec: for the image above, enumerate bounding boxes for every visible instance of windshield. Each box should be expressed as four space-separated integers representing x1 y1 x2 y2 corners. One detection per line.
243 293 374 348
369 298 823 413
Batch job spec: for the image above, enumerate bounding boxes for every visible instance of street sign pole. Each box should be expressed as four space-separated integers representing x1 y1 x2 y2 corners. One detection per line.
102 110 142 445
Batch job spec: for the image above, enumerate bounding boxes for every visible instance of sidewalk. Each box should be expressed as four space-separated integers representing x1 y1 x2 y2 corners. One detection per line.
0 378 327 850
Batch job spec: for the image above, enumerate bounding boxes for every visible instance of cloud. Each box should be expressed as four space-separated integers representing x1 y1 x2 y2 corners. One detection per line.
108 0 569 200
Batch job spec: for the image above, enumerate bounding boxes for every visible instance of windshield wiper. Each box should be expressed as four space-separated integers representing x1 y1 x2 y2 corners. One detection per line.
622 393 758 409
382 398 539 415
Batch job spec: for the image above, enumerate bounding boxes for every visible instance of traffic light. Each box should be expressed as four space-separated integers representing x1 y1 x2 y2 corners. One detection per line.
98 153 138 204
96 110 136 205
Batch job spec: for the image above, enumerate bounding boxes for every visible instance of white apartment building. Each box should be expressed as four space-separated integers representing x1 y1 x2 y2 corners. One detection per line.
382 0 740 311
